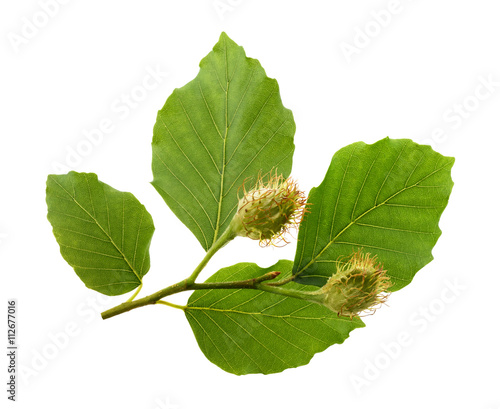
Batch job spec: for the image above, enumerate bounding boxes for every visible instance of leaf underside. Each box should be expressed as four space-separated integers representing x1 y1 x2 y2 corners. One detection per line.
151 32 295 251
186 260 364 375
294 137 455 291
46 172 155 296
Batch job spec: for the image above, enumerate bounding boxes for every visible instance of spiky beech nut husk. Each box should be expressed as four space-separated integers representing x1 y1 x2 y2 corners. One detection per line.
319 251 391 318
229 172 307 246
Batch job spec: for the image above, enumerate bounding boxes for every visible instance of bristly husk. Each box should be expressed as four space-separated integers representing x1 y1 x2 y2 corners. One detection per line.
229 171 307 246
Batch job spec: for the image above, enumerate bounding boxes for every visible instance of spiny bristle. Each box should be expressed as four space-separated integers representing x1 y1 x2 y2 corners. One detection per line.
322 250 392 318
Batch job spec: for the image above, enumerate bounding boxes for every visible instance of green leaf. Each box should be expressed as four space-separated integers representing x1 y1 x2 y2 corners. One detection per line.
294 138 454 291
152 32 295 251
46 172 155 296
185 260 363 375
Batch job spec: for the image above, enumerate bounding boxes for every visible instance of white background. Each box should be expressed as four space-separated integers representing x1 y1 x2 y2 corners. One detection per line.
1 1 500 408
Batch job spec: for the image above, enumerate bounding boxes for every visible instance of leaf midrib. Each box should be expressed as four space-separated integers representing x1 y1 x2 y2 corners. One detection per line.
212 34 229 246
185 306 352 321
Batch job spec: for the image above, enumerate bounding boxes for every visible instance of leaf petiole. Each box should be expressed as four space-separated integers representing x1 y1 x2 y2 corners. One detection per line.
156 300 186 311
126 282 143 302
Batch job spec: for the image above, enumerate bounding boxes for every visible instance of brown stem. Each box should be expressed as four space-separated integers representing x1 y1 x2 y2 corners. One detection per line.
101 271 281 320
